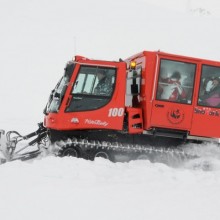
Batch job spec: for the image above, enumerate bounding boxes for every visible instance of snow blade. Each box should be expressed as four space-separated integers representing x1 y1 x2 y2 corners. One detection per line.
0 129 7 164
0 123 48 164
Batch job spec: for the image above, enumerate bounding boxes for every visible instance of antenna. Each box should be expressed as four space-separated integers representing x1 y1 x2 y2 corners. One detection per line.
74 36 77 55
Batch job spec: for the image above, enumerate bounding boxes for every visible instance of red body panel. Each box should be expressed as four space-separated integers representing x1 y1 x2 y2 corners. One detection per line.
45 51 220 140
125 51 220 139
45 58 127 131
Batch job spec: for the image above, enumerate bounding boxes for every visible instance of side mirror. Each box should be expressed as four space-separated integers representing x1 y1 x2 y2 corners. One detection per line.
54 92 61 98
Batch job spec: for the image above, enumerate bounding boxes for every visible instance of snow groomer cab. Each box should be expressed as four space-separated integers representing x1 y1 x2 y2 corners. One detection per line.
44 51 220 156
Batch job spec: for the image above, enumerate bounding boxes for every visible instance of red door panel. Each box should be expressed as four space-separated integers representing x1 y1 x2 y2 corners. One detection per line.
191 106 220 138
150 57 197 131
151 101 193 130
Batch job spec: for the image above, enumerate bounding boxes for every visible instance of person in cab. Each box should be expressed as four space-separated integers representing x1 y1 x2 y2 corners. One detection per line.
94 70 113 96
159 71 186 102
200 77 220 107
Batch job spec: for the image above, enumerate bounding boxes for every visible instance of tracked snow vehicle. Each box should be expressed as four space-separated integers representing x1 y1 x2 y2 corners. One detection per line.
1 51 220 163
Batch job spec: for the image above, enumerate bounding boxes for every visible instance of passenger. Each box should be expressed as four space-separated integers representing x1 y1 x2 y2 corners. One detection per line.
159 71 186 102
200 77 220 107
203 78 213 93
94 70 113 95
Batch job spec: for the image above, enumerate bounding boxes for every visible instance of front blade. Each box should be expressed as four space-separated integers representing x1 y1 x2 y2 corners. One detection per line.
0 130 8 164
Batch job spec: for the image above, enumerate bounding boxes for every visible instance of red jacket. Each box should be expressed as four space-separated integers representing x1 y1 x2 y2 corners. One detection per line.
160 79 186 101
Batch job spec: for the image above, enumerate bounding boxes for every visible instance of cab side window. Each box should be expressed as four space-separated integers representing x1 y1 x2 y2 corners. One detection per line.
66 65 116 112
198 65 220 108
72 66 115 96
156 59 196 104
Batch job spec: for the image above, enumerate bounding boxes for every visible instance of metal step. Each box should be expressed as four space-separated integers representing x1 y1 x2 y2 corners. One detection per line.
152 128 188 139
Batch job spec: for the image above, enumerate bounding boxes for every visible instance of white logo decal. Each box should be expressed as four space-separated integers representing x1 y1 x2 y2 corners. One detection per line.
85 119 108 127
108 108 124 117
71 118 79 124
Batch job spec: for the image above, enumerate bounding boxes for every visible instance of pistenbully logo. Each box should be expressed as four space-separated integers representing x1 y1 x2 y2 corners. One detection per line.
85 119 108 127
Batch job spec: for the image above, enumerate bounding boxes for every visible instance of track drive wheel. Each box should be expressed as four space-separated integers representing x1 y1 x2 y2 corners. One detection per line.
136 154 150 160
59 146 82 158
93 149 113 161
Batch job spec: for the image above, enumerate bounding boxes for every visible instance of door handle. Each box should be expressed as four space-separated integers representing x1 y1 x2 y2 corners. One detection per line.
155 104 164 108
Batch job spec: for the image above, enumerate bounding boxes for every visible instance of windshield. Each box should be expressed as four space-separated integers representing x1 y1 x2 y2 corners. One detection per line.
66 65 116 112
45 62 75 113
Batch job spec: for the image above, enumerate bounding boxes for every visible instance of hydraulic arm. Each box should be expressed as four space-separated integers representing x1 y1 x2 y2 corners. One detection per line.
0 123 48 164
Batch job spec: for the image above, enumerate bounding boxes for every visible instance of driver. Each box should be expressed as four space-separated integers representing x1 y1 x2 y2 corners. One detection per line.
94 70 113 95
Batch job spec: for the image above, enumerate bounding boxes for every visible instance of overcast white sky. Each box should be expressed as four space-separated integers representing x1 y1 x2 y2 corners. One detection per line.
143 0 220 15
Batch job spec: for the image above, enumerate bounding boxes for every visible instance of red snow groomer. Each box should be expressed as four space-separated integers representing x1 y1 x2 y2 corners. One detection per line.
1 51 220 163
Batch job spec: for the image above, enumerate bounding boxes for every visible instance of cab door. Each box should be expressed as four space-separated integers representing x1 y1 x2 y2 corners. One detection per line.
191 64 220 138
150 57 197 131
55 60 127 131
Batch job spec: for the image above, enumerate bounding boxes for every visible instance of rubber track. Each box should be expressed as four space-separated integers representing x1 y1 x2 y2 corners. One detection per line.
55 137 196 160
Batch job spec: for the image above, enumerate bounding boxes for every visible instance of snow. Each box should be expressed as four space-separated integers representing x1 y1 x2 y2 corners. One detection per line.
0 156 220 220
1 0 220 219
1 155 220 220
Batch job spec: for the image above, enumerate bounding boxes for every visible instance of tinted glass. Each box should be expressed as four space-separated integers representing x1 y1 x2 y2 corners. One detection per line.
198 65 220 108
46 63 75 113
66 65 116 112
156 59 196 104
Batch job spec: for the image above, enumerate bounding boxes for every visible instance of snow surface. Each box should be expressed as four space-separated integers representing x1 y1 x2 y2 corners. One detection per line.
1 0 220 219
1 153 220 220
